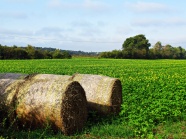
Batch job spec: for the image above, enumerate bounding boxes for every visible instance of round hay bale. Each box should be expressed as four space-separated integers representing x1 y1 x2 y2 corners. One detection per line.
0 73 28 127
32 74 71 80
16 74 87 135
0 73 28 80
71 74 122 115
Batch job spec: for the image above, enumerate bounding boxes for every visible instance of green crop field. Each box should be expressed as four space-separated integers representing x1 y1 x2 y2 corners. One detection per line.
0 58 186 138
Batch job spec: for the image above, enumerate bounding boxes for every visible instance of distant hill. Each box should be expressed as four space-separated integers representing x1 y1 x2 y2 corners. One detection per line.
28 47 100 56
0 44 99 59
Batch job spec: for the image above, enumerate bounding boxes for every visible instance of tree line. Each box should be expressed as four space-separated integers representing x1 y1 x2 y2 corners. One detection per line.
99 34 186 59
0 44 72 59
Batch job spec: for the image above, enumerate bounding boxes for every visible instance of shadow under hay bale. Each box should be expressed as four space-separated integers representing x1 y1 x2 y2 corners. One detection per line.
71 74 122 115
15 74 88 135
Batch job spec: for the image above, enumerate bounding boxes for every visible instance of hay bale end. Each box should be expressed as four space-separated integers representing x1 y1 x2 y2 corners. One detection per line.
71 74 122 115
15 74 87 135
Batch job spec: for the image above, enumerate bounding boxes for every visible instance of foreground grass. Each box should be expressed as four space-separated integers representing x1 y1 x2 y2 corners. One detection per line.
0 58 186 138
1 120 186 139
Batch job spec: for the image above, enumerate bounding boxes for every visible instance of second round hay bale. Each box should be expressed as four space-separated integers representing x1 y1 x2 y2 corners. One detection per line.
71 74 122 115
15 74 87 135
32 74 71 81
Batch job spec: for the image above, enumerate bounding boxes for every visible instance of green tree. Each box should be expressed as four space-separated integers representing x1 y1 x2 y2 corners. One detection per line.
34 50 45 59
52 49 64 59
43 50 52 59
162 44 174 58
152 41 163 58
13 47 28 59
0 44 4 59
122 34 151 58
26 45 36 59
63 51 72 59
176 46 185 59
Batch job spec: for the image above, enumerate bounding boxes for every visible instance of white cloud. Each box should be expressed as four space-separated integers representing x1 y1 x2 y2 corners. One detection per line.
3 0 35 3
0 28 33 36
149 35 186 48
125 1 171 13
131 18 186 27
47 0 63 8
47 0 109 11
0 28 35 46
0 12 28 19
4 0 34 3
82 0 109 11
79 27 103 37
167 18 186 26
0 26 123 52
115 26 133 36
70 20 94 28
36 27 64 36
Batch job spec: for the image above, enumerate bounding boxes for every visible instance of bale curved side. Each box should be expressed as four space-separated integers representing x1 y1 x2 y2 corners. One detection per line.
72 74 122 115
16 75 87 135
32 74 71 81
0 73 28 127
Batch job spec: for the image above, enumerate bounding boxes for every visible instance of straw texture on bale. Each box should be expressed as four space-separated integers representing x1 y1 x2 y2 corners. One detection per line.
71 74 122 115
15 74 87 135
0 73 28 126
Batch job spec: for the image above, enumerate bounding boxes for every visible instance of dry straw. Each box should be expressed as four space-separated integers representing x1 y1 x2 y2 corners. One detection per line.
35 74 122 115
71 74 122 115
0 73 122 135
0 73 28 127
15 74 87 135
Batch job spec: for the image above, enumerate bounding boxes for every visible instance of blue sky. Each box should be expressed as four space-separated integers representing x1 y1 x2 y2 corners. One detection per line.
0 0 186 52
